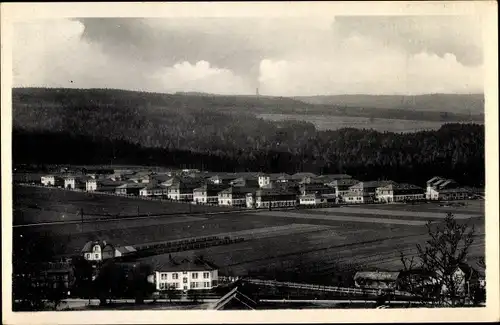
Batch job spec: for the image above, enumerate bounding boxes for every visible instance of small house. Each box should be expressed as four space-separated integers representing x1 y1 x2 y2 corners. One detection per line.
299 193 329 205
426 177 470 201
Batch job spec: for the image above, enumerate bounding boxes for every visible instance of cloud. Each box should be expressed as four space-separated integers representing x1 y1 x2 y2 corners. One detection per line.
149 61 253 94
12 16 484 95
258 34 483 96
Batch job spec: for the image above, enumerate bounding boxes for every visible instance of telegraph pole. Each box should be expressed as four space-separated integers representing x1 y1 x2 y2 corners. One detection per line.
80 208 84 233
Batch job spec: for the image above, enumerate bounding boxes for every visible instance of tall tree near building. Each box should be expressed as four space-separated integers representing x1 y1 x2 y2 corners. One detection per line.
400 213 477 307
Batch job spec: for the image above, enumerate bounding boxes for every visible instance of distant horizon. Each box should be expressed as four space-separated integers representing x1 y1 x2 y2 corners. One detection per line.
11 86 485 98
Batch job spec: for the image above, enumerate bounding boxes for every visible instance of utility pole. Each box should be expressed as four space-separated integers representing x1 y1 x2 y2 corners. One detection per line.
80 208 84 233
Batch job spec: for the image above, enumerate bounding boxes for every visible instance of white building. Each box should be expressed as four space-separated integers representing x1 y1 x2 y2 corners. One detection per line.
86 179 98 191
258 175 271 188
154 256 219 292
247 188 297 209
299 193 328 205
193 184 230 204
41 175 56 186
376 183 424 203
218 187 255 207
426 177 470 201
139 184 168 197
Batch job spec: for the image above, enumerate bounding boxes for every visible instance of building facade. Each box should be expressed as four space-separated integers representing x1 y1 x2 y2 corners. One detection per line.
154 256 219 291
193 184 230 204
218 187 255 207
247 188 297 209
376 183 425 203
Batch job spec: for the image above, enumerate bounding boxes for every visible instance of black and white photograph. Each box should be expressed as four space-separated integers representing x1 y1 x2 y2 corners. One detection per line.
1 1 498 323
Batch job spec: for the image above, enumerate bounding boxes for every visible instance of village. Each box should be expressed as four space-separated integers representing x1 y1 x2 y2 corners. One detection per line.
12 166 485 310
36 167 480 208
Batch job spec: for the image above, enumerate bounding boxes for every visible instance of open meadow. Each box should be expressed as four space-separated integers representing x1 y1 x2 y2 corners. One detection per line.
13 186 485 286
13 185 233 225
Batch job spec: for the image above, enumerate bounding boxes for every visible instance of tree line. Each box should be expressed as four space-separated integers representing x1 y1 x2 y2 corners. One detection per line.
12 88 485 187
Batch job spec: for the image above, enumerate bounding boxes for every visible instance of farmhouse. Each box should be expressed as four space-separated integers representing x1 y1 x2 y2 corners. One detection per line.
81 240 110 262
258 174 272 188
246 188 297 209
376 183 425 203
154 255 219 291
193 184 230 204
354 271 402 290
218 186 256 207
115 183 144 196
426 177 470 201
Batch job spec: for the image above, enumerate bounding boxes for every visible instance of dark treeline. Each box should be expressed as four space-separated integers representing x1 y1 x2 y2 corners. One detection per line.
13 123 484 187
12 88 485 187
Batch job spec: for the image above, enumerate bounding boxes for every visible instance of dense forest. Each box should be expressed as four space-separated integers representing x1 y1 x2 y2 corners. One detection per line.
12 88 485 187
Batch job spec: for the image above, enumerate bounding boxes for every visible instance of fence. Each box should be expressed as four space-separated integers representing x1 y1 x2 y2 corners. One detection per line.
242 279 413 298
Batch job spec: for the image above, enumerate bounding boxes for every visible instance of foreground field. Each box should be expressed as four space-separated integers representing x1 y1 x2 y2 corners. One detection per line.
13 186 485 285
13 185 233 225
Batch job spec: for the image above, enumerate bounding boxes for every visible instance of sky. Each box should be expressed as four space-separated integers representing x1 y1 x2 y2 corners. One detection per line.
12 16 484 96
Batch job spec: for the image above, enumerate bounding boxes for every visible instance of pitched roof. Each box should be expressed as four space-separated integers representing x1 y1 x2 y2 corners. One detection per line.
156 256 218 272
115 246 137 254
378 183 422 191
354 271 401 281
219 186 257 195
81 240 109 253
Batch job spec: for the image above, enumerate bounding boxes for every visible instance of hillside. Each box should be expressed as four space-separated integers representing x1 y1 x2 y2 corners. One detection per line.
295 94 485 115
12 88 483 122
11 88 485 186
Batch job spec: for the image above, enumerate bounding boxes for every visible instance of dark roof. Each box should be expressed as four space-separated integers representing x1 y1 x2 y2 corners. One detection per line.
156 256 218 272
351 180 397 189
194 184 230 192
291 172 317 180
255 188 296 196
219 186 257 195
354 271 401 281
81 240 110 253
378 183 422 191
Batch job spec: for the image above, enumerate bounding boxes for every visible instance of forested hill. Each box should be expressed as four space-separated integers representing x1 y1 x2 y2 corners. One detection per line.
12 88 484 187
13 88 483 122
295 93 485 115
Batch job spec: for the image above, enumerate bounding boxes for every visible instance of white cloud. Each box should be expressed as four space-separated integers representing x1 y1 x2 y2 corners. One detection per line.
150 61 253 95
12 18 483 96
258 35 483 96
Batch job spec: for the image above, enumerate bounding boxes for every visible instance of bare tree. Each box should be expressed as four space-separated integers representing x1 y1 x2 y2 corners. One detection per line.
400 213 476 307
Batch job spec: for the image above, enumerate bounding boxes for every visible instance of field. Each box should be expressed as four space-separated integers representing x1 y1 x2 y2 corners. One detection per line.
13 185 233 225
258 113 483 133
13 186 485 285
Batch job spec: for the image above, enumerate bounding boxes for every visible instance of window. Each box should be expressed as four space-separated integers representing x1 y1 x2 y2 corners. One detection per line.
172 273 178 280
175 283 180 288
192 272 198 279
183 286 188 290
161 273 167 280
160 283 165 290
94 254 99 259
183 278 187 283
204 282 210 288
203 272 210 279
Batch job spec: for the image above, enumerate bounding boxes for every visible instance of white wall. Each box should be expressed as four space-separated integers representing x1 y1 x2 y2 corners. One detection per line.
155 270 218 291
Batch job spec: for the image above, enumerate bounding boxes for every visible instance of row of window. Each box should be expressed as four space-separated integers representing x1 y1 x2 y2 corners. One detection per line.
160 272 210 280
158 281 211 290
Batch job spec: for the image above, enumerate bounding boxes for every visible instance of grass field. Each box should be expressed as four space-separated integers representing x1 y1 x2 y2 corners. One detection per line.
13 185 233 225
13 186 485 286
